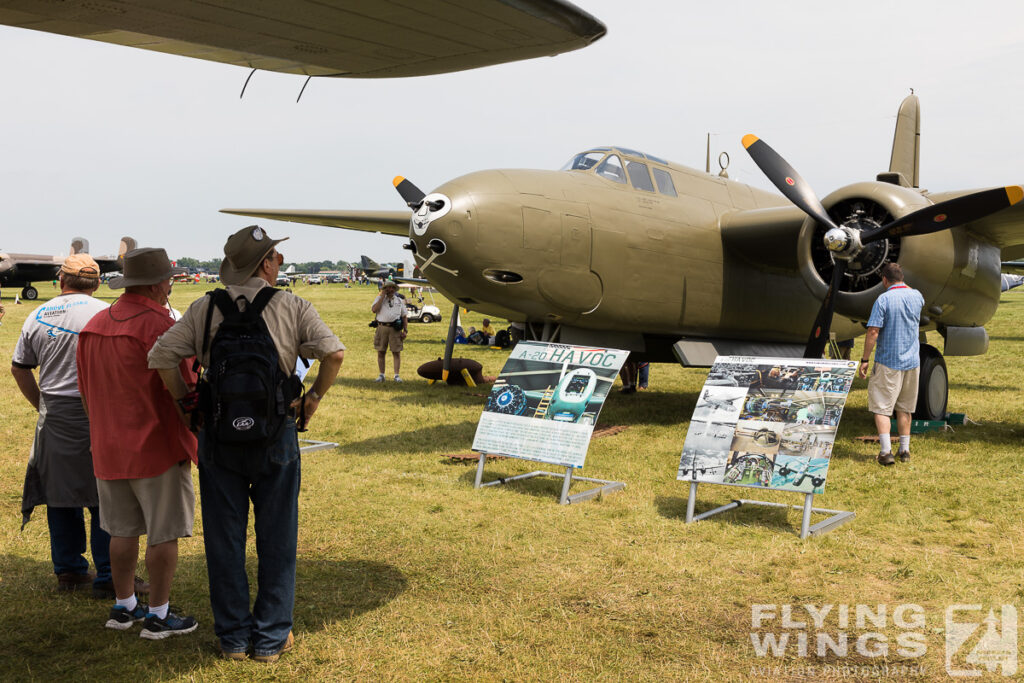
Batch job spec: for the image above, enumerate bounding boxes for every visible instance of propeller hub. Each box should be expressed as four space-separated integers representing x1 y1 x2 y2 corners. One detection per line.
823 227 849 253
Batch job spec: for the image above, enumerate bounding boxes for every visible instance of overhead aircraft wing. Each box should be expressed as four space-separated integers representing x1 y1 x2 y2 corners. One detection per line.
0 0 605 78
928 189 1024 260
221 209 410 237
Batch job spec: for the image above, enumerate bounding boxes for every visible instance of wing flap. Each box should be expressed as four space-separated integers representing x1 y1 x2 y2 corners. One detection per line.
221 208 410 237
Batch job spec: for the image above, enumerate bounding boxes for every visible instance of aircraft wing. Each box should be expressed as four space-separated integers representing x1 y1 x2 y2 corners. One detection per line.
0 0 605 78
719 205 806 270
221 209 410 237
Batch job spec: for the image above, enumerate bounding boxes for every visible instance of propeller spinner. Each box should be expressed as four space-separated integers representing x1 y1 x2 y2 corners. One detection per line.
743 134 1024 358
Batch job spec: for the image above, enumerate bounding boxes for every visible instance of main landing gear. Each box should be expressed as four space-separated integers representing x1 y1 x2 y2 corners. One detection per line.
913 343 947 421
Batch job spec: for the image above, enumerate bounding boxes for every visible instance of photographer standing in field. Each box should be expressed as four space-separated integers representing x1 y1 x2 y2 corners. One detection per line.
857 262 925 466
11 254 114 596
148 225 344 662
371 278 407 382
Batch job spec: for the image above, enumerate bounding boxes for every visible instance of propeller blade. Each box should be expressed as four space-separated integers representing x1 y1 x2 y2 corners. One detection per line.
393 175 426 208
861 185 1024 243
803 260 847 359
742 134 840 231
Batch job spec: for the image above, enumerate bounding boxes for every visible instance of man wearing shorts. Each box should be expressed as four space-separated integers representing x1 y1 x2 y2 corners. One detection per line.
371 279 407 382
77 248 199 638
857 263 925 466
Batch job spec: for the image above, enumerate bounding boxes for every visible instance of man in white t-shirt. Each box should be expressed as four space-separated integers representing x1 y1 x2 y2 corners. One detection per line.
11 254 115 595
370 279 408 382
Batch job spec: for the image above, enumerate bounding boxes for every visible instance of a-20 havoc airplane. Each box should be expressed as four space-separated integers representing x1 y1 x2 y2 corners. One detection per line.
227 94 1024 421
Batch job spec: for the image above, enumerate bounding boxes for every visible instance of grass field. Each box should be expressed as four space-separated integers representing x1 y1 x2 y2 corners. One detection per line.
1 282 1022 681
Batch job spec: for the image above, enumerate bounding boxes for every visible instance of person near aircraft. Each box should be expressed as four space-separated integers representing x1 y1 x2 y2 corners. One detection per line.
857 263 925 466
480 319 496 344
10 254 114 596
77 248 194 636
371 279 408 382
148 226 345 661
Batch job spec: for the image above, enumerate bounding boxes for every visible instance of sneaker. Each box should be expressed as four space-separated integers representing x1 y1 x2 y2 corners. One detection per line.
619 385 636 394
876 451 895 466
393 375 403 382
374 374 385 383
253 631 294 663
139 611 198 640
57 571 95 592
105 603 147 630
93 574 150 600
897 450 910 463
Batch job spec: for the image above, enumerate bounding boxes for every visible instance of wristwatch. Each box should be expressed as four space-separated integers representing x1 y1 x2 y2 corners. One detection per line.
308 389 322 400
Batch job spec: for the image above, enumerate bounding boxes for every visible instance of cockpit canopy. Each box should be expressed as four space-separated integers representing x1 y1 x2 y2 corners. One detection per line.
560 147 677 197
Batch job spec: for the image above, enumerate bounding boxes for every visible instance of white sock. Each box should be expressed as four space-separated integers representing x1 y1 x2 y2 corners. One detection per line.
116 595 138 611
899 435 910 452
149 602 169 620
377 373 385 379
878 433 892 453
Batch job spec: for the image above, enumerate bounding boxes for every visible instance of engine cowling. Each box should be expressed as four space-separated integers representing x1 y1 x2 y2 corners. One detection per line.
798 181 937 321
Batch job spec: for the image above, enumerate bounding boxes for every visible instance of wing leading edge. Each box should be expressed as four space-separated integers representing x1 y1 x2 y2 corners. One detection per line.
221 209 410 237
0 0 605 78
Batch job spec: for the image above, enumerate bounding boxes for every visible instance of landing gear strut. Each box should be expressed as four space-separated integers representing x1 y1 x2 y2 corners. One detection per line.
913 343 947 421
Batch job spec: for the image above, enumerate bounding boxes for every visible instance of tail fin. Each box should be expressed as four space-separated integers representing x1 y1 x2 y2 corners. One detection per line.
886 94 920 188
70 237 90 254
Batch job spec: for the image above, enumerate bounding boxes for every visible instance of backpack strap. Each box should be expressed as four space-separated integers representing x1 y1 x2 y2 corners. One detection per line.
248 286 279 317
194 290 223 374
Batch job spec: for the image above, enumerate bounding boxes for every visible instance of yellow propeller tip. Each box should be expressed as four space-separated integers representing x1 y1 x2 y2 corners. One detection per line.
1007 185 1024 205
393 176 406 187
742 134 759 149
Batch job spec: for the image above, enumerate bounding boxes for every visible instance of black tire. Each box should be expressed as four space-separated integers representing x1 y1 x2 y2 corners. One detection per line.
421 313 434 323
914 344 948 421
22 286 38 300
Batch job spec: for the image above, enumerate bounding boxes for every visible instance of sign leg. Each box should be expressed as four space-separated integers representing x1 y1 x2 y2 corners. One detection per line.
474 453 486 488
559 467 573 505
800 493 813 539
685 482 698 523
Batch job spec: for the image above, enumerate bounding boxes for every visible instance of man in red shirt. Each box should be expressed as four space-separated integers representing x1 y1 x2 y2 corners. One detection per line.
77 248 199 639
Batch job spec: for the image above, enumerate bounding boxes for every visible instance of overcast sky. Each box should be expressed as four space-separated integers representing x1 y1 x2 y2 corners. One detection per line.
2 0 1024 264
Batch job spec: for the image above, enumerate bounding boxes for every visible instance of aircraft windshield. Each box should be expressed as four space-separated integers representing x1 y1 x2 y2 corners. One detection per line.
560 151 605 172
595 154 626 183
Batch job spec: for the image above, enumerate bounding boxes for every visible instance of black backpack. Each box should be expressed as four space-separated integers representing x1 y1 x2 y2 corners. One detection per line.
494 328 511 348
196 287 301 475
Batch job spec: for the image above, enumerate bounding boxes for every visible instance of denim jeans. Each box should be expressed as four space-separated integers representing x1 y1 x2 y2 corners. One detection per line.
46 505 112 585
198 421 300 656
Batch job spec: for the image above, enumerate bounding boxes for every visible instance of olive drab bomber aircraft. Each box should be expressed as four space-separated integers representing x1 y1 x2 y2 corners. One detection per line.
224 95 1024 422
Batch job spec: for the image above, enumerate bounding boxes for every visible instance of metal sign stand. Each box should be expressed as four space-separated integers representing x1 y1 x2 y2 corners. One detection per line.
684 482 854 539
299 438 338 454
473 452 624 505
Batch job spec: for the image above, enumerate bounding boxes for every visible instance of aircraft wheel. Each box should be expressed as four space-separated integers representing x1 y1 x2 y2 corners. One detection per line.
421 313 434 323
22 286 38 300
913 344 947 421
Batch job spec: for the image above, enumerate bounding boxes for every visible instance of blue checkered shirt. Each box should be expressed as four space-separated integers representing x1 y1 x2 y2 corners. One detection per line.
867 284 925 370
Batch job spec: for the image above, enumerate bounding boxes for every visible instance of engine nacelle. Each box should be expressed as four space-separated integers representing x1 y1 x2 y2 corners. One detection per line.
798 181 962 323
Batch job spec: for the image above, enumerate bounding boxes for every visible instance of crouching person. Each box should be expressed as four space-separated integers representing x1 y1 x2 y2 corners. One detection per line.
77 248 199 638
149 226 344 662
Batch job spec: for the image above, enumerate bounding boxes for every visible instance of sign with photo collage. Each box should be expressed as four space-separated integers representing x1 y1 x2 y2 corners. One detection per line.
678 356 857 494
472 341 628 469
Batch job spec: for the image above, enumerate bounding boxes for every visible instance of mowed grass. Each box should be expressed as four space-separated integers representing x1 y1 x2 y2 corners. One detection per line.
1 282 1022 681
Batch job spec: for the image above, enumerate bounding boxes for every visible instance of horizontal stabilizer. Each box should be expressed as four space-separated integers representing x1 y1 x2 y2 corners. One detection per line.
221 209 410 237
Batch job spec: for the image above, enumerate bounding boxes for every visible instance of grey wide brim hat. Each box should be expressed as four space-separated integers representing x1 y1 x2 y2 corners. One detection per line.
109 247 181 289
220 225 288 286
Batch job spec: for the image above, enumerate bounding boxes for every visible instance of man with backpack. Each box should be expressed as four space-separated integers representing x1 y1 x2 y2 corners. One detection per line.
148 225 344 662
